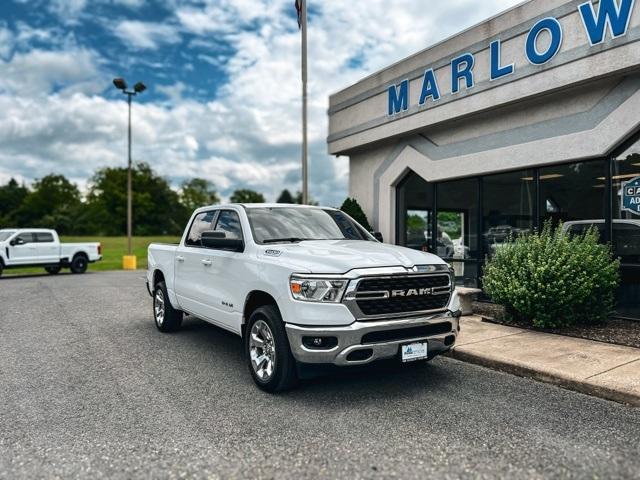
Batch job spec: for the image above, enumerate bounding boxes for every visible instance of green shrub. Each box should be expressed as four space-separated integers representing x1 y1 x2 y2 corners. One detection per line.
482 222 620 328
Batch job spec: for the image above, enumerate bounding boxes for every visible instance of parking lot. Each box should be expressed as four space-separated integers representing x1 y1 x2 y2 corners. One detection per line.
1 271 639 479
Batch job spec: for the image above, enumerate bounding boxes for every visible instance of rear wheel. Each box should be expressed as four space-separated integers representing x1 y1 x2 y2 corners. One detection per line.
0 261 3 277
245 305 297 392
45 266 61 275
153 281 182 332
70 254 88 274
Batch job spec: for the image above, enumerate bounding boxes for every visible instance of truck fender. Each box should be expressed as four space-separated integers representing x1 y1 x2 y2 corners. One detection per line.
241 290 283 338
150 268 181 310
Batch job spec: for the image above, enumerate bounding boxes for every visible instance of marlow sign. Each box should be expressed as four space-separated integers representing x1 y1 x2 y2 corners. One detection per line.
388 0 637 116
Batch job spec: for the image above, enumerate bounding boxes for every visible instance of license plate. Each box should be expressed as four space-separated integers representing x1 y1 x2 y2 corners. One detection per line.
401 342 428 362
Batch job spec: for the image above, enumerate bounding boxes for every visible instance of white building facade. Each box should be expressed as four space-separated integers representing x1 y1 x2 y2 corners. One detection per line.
328 0 640 319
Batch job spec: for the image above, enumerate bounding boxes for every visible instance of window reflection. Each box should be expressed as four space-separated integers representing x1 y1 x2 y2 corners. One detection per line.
483 170 534 256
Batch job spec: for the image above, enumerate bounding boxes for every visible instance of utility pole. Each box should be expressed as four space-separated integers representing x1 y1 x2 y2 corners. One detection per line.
301 0 308 205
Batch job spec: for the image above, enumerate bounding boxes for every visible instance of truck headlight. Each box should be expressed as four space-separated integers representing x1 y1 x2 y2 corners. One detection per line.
290 276 347 302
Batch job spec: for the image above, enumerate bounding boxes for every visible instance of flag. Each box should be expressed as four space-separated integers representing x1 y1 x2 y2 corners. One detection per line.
295 0 302 29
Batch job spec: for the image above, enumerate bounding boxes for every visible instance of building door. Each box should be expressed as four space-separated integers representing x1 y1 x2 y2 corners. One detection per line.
436 178 480 287
612 136 640 320
396 171 434 251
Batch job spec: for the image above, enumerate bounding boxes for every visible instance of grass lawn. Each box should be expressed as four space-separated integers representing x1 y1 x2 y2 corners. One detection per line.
3 236 181 275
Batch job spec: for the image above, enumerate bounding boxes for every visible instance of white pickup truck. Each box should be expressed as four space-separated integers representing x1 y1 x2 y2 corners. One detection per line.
0 228 102 276
147 204 460 392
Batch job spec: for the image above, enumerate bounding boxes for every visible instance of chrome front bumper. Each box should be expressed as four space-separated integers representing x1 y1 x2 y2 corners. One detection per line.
285 312 459 366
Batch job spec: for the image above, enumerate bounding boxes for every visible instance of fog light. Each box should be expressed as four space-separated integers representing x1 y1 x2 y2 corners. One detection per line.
302 336 338 350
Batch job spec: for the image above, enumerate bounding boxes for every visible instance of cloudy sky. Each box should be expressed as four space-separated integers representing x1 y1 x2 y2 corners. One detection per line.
0 0 523 205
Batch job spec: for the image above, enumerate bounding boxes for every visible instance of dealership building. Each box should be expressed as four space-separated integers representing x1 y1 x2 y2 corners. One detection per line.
328 0 640 319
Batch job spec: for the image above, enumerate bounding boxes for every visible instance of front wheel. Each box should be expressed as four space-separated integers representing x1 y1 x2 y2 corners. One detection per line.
45 266 61 275
153 281 182 332
245 305 297 392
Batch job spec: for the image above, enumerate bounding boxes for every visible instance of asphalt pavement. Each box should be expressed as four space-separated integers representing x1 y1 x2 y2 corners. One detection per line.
1 271 639 479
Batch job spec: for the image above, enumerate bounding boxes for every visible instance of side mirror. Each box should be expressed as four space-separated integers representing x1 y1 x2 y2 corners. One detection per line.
10 238 25 246
201 231 244 252
371 231 384 243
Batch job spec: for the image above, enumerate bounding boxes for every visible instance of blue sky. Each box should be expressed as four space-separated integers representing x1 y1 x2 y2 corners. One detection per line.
0 0 522 205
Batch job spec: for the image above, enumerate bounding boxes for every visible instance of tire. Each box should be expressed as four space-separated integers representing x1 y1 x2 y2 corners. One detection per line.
245 305 298 392
70 254 88 274
0 261 3 277
45 266 61 275
153 281 182 332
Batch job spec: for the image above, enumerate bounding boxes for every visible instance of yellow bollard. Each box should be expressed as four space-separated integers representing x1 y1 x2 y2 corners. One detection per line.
122 255 137 270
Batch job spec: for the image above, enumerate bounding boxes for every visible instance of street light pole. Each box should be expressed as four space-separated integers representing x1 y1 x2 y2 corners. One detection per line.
113 78 146 268
127 92 133 256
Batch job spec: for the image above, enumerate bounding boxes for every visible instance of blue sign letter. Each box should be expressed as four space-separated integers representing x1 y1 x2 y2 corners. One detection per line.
451 53 474 94
526 17 563 65
490 39 514 81
419 69 440 105
388 79 409 116
578 0 635 46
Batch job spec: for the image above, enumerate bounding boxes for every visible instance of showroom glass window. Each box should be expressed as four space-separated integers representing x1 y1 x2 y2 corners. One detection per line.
538 160 607 231
612 137 640 319
482 170 535 256
436 177 479 286
396 171 433 251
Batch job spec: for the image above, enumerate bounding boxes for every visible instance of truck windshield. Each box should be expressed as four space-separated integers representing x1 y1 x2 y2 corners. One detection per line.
246 208 372 244
0 231 15 241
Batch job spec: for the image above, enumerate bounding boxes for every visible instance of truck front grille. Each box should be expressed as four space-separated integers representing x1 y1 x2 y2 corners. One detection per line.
353 274 451 317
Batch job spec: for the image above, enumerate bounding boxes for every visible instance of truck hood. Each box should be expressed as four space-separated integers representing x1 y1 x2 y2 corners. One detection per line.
259 240 445 274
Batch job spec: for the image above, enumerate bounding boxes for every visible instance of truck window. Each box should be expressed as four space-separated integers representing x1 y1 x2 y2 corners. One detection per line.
15 232 34 244
613 223 640 258
185 211 217 247
214 210 243 240
35 232 54 243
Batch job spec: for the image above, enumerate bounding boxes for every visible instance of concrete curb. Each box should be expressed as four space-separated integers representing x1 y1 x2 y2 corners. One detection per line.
447 348 640 407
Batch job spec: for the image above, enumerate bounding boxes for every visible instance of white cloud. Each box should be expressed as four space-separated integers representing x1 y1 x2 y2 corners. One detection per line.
0 24 14 60
47 0 88 23
113 20 181 50
0 48 104 97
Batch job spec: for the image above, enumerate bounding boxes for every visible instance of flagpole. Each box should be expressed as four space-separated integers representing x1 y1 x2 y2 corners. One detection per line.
301 0 308 205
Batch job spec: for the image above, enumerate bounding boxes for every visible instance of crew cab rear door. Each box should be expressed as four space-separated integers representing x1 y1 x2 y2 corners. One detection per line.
174 209 219 319
33 231 59 263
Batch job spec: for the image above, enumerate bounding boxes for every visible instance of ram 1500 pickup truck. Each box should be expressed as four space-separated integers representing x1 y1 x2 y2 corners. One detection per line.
0 228 102 276
147 204 461 392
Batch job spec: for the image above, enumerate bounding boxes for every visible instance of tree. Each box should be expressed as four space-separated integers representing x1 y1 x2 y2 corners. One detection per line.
293 190 319 206
85 163 189 236
276 189 295 204
14 174 82 233
230 189 265 203
0 179 29 226
180 178 219 211
340 197 372 231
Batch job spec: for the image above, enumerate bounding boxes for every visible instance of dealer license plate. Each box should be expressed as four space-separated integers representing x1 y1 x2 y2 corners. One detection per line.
401 342 428 362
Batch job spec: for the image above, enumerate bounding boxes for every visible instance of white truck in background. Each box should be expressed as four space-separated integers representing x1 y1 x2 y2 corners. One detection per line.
147 204 461 392
0 229 102 276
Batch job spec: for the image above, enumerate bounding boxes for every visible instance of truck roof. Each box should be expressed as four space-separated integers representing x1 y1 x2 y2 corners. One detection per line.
196 203 337 211
0 228 55 232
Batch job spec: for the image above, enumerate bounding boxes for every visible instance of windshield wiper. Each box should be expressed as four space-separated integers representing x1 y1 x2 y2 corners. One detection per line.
262 237 312 244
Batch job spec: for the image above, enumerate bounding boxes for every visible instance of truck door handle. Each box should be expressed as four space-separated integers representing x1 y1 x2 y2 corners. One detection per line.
176 256 185 262
201 259 213 266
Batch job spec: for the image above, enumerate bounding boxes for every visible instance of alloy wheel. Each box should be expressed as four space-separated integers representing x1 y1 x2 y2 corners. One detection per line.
154 289 165 326
249 319 276 381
